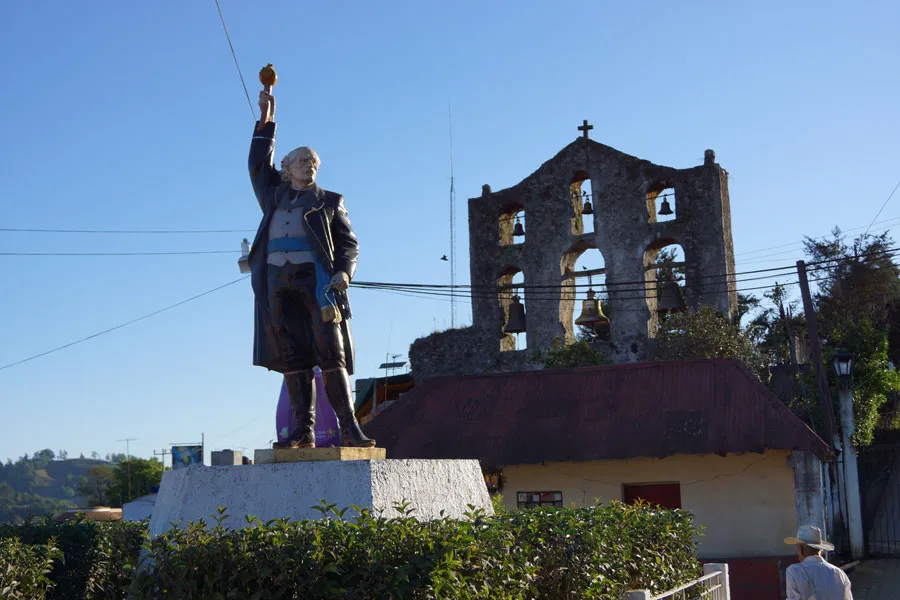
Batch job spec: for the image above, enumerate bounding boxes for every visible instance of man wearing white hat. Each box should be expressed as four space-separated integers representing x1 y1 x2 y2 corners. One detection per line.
784 525 854 599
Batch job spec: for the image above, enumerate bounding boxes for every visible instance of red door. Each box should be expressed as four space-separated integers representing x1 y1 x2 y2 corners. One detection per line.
623 483 682 509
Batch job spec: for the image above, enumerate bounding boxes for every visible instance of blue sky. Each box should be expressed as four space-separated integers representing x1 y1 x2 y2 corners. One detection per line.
1 1 898 464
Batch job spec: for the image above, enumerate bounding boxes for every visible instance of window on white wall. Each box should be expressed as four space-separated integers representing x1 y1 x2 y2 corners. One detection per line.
516 491 563 509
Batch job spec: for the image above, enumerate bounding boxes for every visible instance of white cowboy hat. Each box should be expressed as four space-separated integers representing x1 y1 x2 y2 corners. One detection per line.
784 525 835 551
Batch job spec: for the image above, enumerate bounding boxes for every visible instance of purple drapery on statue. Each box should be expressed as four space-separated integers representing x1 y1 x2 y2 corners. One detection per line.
275 367 341 447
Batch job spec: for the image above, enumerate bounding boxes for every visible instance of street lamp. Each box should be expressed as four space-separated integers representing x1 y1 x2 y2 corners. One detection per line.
832 346 853 381
832 344 864 558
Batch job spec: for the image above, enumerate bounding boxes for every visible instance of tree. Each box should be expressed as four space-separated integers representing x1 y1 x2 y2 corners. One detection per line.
31 449 54 469
654 247 684 285
804 229 900 331
107 458 163 506
801 230 900 444
77 465 116 506
106 452 126 464
745 283 806 365
654 305 767 379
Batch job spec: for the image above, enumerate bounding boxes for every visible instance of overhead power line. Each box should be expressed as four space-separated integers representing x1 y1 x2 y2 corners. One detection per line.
1 245 896 372
0 227 254 234
213 0 255 121
0 276 248 372
864 180 900 237
736 214 900 257
0 250 238 256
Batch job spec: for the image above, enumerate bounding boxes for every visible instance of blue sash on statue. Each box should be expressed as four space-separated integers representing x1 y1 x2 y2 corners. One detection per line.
267 237 340 322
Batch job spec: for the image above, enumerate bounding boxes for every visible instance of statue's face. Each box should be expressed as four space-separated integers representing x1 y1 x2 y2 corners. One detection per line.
288 149 319 188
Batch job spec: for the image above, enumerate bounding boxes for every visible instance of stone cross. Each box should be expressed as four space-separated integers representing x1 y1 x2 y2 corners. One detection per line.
578 120 593 139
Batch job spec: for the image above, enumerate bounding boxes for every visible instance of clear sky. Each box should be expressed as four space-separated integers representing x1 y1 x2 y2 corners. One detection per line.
1 1 898 464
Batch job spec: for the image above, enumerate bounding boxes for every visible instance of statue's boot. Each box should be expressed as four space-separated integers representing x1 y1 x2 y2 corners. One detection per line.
324 368 376 448
278 370 316 449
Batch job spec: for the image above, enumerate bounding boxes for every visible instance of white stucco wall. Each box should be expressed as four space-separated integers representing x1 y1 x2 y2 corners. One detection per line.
501 450 798 558
149 459 492 537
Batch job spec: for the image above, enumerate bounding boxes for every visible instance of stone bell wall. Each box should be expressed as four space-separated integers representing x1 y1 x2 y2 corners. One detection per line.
410 136 736 382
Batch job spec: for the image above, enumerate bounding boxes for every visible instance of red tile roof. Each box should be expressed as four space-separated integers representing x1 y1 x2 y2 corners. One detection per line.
365 359 830 465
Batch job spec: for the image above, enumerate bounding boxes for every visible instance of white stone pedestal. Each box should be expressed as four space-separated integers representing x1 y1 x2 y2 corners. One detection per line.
149 459 492 537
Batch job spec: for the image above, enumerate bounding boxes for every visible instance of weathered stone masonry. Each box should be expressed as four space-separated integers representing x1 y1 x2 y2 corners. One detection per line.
410 135 736 381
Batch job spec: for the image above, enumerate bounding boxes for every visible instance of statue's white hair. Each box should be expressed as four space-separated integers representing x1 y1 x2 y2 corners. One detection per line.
280 147 321 183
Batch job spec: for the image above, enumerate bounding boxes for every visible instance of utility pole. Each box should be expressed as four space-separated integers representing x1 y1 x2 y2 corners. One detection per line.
796 261 836 445
117 437 137 502
153 448 171 470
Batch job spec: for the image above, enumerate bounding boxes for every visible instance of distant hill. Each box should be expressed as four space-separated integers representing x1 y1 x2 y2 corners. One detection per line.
0 450 112 523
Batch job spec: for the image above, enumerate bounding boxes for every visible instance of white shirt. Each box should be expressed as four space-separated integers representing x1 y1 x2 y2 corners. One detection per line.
785 555 853 600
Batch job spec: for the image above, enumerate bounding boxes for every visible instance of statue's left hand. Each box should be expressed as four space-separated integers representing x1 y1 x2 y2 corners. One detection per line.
327 272 350 293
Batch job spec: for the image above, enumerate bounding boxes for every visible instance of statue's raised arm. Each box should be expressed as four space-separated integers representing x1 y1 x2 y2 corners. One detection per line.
248 65 279 211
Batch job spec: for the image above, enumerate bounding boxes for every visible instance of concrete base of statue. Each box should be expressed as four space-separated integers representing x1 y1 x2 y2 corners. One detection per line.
148 456 492 537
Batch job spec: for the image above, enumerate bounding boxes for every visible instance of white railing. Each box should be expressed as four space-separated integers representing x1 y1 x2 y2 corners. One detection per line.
626 563 730 600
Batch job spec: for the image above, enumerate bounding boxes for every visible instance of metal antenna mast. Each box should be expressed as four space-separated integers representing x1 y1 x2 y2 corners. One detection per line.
448 104 457 328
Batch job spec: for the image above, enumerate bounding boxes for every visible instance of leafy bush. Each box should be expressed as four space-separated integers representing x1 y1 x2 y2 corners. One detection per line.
655 306 767 379
533 337 606 369
0 537 61 600
132 501 700 599
0 518 145 600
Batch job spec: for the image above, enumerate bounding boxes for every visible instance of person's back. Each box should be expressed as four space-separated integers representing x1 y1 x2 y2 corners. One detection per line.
783 525 853 600
785 555 852 600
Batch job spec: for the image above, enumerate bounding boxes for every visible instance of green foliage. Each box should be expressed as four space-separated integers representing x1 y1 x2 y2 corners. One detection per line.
745 283 806 366
804 230 900 332
533 337 606 369
655 247 684 284
131 501 700 600
0 518 145 600
655 306 768 379
109 459 163 506
77 466 117 507
0 537 62 600
799 230 900 444
490 493 508 515
825 318 900 445
0 452 111 522
76 459 163 508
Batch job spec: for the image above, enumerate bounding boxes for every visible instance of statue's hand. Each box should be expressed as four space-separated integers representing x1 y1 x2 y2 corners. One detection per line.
327 272 350 293
258 91 275 123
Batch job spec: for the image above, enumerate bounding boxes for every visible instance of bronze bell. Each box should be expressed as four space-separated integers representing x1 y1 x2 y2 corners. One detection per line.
513 217 525 238
504 294 527 334
657 280 685 312
582 192 594 215
575 289 609 328
658 196 674 216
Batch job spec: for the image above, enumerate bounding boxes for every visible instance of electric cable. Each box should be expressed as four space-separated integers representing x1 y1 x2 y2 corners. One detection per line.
213 0 255 121
0 227 254 234
0 244 894 372
0 276 249 372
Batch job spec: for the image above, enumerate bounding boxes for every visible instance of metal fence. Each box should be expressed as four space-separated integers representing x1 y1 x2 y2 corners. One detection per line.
859 444 900 556
626 564 730 600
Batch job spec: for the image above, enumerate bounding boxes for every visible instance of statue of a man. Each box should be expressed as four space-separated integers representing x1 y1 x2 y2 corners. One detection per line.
247 86 374 449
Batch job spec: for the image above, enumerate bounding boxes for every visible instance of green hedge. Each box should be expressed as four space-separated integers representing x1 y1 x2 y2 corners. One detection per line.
0 537 61 600
0 502 701 599
132 501 701 599
0 518 145 600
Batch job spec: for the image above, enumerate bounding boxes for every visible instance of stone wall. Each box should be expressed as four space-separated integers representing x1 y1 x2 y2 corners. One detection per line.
410 136 736 380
